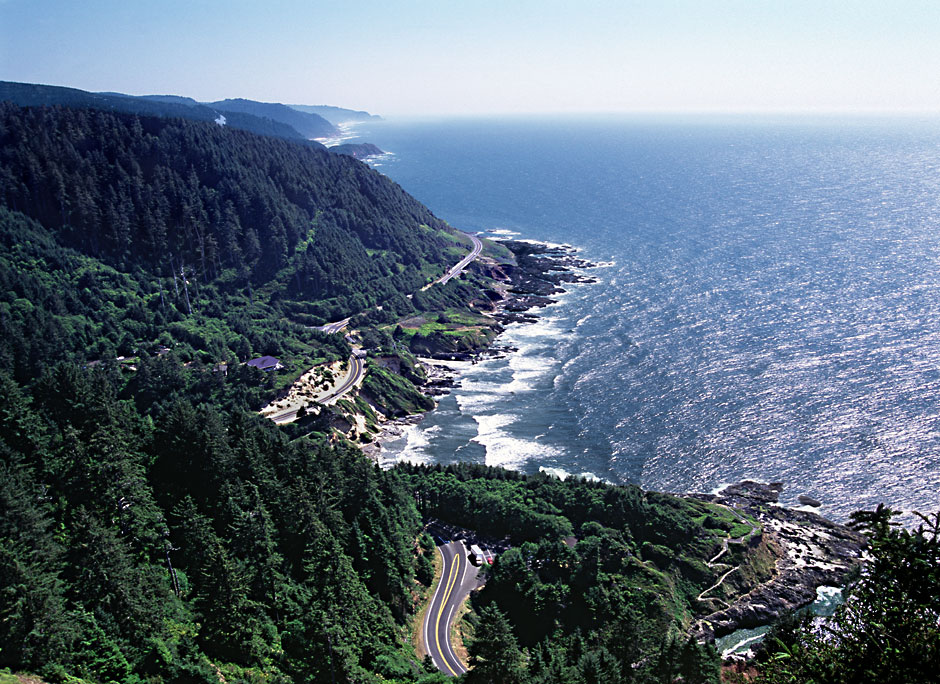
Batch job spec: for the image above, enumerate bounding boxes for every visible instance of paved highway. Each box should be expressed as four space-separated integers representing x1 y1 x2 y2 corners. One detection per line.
326 353 364 404
317 317 351 334
424 537 482 677
277 231 480 423
269 353 365 423
435 233 483 286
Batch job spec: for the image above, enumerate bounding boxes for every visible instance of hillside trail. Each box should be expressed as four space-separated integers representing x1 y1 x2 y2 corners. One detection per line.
697 508 761 606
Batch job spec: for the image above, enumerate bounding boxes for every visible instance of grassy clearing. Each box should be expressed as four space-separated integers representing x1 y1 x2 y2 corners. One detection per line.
481 238 514 262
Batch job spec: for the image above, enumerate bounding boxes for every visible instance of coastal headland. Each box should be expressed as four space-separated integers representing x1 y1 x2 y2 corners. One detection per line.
290 234 866 656
689 481 866 642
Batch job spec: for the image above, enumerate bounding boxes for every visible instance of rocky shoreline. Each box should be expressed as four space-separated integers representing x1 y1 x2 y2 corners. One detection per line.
689 481 867 643
360 238 868 648
357 237 869 654
364 237 598 458
489 239 599 325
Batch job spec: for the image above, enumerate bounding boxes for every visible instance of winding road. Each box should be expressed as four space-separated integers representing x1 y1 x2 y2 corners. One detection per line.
316 317 351 334
268 353 365 423
433 233 483 287
271 231 482 424
424 537 482 677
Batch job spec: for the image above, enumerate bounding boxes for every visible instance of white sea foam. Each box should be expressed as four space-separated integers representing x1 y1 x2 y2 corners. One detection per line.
488 228 521 237
472 414 563 469
317 122 360 146
457 376 506 392
455 389 509 413
507 354 557 392
503 315 570 344
721 633 765 659
418 357 475 371
816 586 842 600
538 466 600 481
547 290 576 308
390 424 439 466
365 151 396 168
513 238 578 251
454 369 517 412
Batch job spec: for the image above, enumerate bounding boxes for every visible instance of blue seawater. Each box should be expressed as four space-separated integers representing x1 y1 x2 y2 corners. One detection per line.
354 115 940 522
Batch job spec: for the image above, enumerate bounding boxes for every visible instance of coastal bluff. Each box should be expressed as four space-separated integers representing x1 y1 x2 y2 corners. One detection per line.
689 481 867 641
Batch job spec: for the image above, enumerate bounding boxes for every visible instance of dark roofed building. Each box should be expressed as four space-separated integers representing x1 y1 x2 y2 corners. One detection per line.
246 355 282 372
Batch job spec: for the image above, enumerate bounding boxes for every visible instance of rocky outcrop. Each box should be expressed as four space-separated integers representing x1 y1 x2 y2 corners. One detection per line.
489 240 598 324
690 482 867 641
369 238 599 457
329 142 384 159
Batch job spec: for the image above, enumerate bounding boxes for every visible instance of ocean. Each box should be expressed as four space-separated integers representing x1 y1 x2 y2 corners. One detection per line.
350 114 940 523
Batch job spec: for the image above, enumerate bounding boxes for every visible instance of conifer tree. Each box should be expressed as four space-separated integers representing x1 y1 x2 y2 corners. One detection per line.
467 604 528 684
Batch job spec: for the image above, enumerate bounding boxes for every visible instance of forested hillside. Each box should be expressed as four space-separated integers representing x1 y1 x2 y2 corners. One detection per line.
0 100 470 684
0 103 463 386
0 81 315 142
0 103 450 288
0 364 433 683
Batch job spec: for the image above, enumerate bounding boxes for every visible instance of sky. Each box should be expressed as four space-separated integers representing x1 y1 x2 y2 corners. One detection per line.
3 0 940 116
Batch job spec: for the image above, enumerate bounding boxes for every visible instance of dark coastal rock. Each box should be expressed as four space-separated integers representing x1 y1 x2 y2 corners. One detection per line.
494 311 540 325
799 494 822 507
470 239 598 328
503 294 554 311
718 480 783 504
329 142 384 159
691 482 866 643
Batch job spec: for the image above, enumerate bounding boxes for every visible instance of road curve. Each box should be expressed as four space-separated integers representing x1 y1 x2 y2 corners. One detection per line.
269 353 365 423
323 353 364 404
315 317 351 334
436 233 483 286
424 537 483 676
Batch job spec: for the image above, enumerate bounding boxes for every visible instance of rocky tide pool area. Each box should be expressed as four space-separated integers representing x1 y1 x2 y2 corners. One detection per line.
690 481 866 642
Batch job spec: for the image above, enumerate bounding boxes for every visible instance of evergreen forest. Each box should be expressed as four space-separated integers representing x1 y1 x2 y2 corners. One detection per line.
1 98 937 684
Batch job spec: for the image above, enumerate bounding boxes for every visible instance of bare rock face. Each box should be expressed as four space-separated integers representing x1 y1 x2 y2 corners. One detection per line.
690 482 867 642
717 480 784 504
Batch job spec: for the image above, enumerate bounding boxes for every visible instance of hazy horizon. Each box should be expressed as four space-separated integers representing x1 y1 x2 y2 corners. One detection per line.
3 1 940 117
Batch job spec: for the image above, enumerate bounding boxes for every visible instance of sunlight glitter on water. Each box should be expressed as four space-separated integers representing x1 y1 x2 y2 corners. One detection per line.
362 116 940 523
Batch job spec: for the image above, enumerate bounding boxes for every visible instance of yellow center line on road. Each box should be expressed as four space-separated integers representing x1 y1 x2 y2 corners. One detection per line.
434 545 462 676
